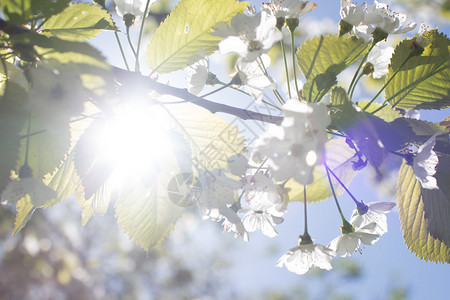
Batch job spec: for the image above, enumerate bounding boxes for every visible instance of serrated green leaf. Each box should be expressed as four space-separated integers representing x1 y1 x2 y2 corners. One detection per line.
31 0 71 20
297 34 369 102
331 86 350 107
0 82 28 194
397 162 450 263
385 30 450 110
45 150 82 209
43 3 114 41
301 71 336 102
297 34 369 80
115 164 183 251
146 0 248 73
13 194 34 235
1 0 70 25
286 138 357 203
9 31 106 63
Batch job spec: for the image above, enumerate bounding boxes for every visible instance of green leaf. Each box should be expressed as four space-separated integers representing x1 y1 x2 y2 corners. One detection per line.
301 71 336 103
31 0 71 20
286 138 357 203
115 164 184 251
390 118 449 147
146 0 248 73
0 82 28 194
297 35 368 102
331 86 350 107
1 0 32 24
16 117 71 180
385 30 450 110
9 30 106 64
1 0 71 25
45 150 82 209
356 101 401 123
13 194 34 235
43 3 115 41
397 162 450 263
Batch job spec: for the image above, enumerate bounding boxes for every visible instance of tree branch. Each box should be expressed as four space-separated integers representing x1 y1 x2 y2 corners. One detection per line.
112 67 283 124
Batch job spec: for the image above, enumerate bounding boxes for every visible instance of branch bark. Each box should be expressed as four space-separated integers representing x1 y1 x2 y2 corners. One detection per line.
112 67 283 124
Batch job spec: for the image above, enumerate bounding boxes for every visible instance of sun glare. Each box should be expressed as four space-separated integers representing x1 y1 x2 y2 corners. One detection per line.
97 101 174 186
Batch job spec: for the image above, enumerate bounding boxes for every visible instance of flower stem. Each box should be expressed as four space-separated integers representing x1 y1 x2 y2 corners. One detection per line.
363 54 413 111
348 43 375 99
325 163 346 223
281 39 291 99
114 31 130 71
24 113 32 166
135 0 152 72
325 164 359 205
126 26 138 58
289 29 301 100
229 86 282 110
303 185 309 236
199 82 232 98
349 73 364 99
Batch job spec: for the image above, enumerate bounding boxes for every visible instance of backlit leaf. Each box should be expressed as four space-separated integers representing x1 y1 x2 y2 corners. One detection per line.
385 30 450 110
397 162 450 263
0 82 28 194
43 3 115 41
146 0 248 73
13 195 34 236
297 34 369 102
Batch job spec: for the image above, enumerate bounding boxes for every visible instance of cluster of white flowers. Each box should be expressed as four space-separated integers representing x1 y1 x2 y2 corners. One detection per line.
215 7 282 62
195 164 287 241
252 99 331 185
340 0 416 42
186 2 317 102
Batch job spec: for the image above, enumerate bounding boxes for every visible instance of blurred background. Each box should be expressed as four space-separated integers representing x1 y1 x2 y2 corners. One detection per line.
1 0 449 299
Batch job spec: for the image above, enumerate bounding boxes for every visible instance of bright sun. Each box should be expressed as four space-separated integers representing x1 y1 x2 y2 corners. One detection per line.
96 100 174 186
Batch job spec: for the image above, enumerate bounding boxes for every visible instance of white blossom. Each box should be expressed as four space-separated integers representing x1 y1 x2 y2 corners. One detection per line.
350 201 396 236
328 222 379 257
217 10 282 62
340 0 415 42
252 100 330 184
196 170 248 241
412 132 440 190
113 0 156 24
366 45 394 78
241 173 286 237
236 54 277 103
263 0 317 19
242 211 282 237
340 0 365 26
364 1 416 35
1 178 56 207
186 58 209 95
277 240 335 274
